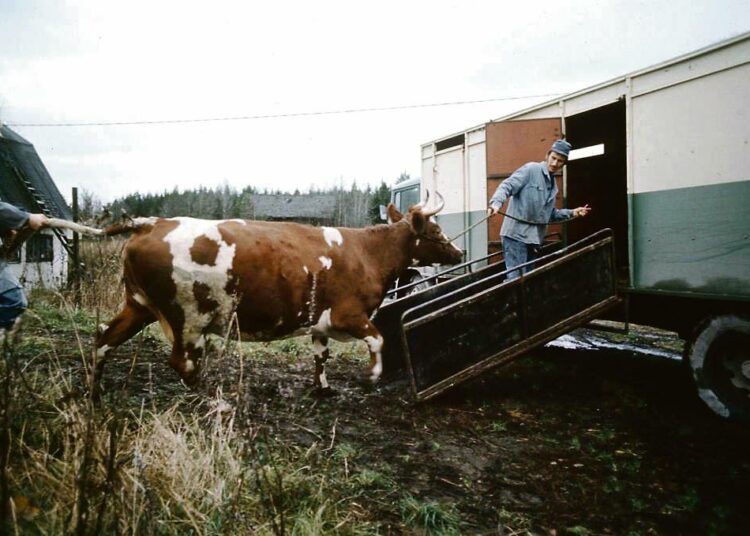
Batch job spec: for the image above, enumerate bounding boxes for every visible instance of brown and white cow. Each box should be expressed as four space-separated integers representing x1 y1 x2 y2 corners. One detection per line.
95 193 463 391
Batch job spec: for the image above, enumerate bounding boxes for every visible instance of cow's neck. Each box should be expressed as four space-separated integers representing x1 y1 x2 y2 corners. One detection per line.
359 220 419 287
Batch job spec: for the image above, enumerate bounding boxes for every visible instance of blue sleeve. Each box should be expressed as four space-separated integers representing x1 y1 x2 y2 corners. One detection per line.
489 163 532 209
550 207 574 222
0 201 30 232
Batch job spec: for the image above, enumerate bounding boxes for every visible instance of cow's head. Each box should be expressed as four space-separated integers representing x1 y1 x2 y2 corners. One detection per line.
387 191 464 266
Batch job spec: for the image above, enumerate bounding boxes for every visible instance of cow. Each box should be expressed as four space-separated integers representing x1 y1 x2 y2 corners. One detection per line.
94 192 463 392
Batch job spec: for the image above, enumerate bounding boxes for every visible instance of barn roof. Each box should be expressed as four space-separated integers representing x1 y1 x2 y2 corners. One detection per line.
0 124 72 220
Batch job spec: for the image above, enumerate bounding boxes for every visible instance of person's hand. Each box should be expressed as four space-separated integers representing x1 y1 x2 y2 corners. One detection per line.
26 213 49 230
572 205 591 218
487 206 498 216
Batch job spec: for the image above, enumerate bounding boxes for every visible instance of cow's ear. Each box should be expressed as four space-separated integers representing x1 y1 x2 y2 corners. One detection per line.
387 203 403 223
409 209 426 235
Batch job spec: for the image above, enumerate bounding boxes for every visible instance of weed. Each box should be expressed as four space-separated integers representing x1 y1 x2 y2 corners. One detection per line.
399 494 461 534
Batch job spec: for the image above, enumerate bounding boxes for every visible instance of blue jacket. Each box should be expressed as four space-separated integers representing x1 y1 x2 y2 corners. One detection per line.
1 201 30 293
489 161 573 245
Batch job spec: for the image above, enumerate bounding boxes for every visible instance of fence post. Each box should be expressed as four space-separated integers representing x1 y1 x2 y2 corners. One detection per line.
71 187 81 307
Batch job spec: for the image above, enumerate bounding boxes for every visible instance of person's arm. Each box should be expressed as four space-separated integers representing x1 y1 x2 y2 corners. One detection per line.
550 204 591 221
0 201 31 232
487 164 531 214
0 202 48 234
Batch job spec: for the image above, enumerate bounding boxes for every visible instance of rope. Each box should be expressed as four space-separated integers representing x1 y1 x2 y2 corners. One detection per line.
448 210 578 242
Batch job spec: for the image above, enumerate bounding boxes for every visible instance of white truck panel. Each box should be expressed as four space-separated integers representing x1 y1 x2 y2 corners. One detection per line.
433 147 465 216
632 62 750 194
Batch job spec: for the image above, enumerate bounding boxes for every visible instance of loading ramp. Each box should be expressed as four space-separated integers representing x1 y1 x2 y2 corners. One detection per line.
373 229 621 401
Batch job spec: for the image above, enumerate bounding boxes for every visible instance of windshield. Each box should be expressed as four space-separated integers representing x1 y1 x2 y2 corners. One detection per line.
394 185 420 213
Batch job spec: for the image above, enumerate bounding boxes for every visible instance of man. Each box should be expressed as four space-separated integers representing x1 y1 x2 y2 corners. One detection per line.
0 201 48 331
487 139 591 279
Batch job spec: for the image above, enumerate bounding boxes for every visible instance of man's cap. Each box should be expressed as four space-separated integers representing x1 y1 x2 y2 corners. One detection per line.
550 139 572 158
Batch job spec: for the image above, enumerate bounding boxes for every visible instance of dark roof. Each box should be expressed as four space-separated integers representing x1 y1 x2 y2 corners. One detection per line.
0 124 72 219
251 194 337 220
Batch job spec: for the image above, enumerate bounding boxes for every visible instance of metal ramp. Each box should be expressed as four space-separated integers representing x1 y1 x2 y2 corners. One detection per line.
373 229 621 401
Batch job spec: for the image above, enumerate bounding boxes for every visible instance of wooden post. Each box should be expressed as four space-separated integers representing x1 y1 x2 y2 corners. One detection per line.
71 187 81 307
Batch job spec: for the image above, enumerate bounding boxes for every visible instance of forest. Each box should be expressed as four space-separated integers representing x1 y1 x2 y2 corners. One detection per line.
76 177 405 228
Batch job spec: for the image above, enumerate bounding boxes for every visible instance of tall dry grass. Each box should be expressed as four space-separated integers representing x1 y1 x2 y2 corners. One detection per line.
75 237 128 315
0 237 392 534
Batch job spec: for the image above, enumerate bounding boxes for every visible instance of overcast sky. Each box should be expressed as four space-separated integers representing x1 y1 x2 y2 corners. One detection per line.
1 0 749 203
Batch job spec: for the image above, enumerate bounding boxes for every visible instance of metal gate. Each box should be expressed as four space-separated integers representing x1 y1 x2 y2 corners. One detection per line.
375 229 620 401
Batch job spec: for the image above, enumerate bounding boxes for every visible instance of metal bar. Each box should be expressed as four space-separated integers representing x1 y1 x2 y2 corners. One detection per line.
403 234 613 331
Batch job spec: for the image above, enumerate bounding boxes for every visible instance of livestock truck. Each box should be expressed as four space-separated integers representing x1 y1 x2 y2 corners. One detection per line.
400 32 750 420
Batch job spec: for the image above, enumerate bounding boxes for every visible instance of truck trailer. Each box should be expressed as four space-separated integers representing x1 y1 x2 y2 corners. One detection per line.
409 32 750 419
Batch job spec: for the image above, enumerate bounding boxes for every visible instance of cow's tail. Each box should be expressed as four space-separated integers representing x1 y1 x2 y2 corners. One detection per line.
101 217 159 236
45 217 106 236
43 216 158 237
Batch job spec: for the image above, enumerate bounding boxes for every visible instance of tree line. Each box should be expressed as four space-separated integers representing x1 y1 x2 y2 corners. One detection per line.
78 175 410 228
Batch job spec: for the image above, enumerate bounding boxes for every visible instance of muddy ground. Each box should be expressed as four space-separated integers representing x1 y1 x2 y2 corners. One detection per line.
20 318 750 534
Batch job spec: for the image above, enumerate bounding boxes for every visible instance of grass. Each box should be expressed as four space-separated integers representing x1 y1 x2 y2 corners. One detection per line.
0 280 413 535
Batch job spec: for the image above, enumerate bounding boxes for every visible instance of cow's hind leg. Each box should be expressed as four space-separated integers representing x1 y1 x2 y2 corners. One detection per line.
95 299 156 387
167 334 207 386
311 335 336 396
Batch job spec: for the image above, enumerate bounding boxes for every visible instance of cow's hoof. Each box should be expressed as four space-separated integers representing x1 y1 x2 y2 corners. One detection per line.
312 386 338 398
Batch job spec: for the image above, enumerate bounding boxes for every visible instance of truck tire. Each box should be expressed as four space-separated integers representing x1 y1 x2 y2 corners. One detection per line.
685 314 750 420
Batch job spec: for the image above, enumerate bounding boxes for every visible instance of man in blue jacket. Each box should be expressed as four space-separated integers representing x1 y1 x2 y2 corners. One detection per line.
488 139 591 279
1 201 48 331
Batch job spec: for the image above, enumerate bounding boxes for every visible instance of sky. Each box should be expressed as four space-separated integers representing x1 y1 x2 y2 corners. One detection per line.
1 0 749 203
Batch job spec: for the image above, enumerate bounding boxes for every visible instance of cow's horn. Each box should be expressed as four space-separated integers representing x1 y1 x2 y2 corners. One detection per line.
422 191 445 217
413 189 430 210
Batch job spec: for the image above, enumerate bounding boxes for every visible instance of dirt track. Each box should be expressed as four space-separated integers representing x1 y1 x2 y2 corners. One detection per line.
46 323 750 533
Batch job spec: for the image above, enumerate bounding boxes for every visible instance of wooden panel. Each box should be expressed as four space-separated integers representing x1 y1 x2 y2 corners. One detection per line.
486 119 562 176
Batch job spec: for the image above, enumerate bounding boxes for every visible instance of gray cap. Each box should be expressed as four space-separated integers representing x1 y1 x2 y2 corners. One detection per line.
551 139 572 158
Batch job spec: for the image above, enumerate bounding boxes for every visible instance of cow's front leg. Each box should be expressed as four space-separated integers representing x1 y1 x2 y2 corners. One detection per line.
363 326 385 383
168 334 206 386
311 335 336 396
328 308 385 384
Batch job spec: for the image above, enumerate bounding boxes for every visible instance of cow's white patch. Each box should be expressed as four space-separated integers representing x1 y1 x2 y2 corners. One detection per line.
184 359 195 373
96 344 112 358
132 292 149 306
132 217 158 226
98 323 109 334
322 227 343 247
364 335 384 353
370 361 382 381
312 308 332 334
319 371 329 389
365 335 384 381
415 239 420 246
319 256 333 270
228 219 247 225
163 218 237 349
303 265 309 274
412 258 420 266
312 338 327 357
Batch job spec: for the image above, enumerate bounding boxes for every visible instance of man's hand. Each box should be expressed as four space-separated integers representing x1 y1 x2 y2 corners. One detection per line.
26 213 49 230
487 206 499 216
572 205 591 218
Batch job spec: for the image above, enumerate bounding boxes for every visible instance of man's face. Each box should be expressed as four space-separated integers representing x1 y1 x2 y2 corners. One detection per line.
546 151 567 174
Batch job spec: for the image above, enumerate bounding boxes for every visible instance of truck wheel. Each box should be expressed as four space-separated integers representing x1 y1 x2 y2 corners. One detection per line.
685 314 750 420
